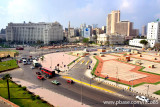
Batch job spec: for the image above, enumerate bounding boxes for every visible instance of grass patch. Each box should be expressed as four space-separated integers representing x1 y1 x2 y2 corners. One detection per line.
154 90 160 95
91 56 99 75
0 60 18 72
91 55 160 87
67 57 81 66
0 79 51 107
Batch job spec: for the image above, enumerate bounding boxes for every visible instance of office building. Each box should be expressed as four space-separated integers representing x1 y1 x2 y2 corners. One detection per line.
97 34 125 45
106 10 139 39
6 21 63 44
141 25 147 36
129 22 160 48
102 26 106 33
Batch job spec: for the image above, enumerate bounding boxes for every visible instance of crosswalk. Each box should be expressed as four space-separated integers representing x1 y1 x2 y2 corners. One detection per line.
79 60 91 65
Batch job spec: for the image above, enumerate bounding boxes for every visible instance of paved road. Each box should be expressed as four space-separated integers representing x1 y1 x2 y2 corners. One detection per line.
1 46 160 107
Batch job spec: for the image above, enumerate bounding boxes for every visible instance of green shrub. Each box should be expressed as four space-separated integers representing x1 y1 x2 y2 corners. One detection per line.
31 95 36 100
35 95 40 99
18 85 21 87
22 86 26 90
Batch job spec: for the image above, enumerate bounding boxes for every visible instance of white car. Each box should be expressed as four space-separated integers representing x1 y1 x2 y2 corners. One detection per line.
136 96 150 103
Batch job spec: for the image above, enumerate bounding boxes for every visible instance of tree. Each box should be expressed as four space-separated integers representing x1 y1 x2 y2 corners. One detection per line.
140 40 148 49
83 38 89 46
154 43 160 52
2 74 12 100
105 41 110 46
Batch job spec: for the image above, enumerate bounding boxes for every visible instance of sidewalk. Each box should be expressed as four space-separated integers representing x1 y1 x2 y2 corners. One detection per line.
86 56 160 100
12 78 89 107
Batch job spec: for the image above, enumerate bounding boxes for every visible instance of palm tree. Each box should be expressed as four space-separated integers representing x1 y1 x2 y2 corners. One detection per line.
140 40 148 49
2 74 12 100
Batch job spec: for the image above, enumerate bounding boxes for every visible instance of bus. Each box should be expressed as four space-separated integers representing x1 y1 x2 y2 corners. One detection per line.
40 67 55 78
33 60 40 67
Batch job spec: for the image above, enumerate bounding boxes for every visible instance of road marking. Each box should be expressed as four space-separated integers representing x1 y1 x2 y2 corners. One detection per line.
76 59 80 63
85 60 90 65
62 76 115 94
80 60 85 64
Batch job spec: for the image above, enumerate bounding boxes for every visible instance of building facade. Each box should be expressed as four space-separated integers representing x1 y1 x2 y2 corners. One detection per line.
97 33 125 45
141 25 147 36
129 22 160 48
6 21 63 44
106 10 139 39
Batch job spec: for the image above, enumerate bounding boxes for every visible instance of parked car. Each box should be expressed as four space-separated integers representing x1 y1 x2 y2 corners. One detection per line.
36 72 41 75
136 96 150 103
37 75 44 80
66 80 73 84
51 80 60 85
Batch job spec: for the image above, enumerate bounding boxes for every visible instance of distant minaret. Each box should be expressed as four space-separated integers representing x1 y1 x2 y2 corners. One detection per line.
68 21 70 38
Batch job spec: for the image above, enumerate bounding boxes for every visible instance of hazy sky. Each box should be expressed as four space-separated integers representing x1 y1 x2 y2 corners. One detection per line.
0 0 160 32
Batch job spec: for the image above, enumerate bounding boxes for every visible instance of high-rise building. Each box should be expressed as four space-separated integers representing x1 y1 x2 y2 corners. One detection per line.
141 25 147 36
102 26 106 33
106 10 138 39
147 22 160 47
68 21 74 38
129 22 160 48
92 24 98 29
6 21 63 44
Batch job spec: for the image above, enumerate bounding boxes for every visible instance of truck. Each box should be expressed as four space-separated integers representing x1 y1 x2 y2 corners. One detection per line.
33 60 40 67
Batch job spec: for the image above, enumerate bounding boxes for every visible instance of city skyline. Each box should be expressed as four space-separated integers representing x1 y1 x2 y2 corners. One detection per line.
0 0 160 31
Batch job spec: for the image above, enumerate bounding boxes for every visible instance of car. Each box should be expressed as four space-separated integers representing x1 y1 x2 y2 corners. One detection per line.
66 80 73 84
30 66 35 69
18 59 22 63
37 75 44 80
136 96 150 103
56 50 59 52
36 72 41 75
51 80 60 85
93 53 97 55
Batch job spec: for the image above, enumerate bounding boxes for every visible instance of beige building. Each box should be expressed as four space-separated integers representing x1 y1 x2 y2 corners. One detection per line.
102 26 106 33
106 10 139 39
68 21 75 38
97 33 125 45
6 21 63 44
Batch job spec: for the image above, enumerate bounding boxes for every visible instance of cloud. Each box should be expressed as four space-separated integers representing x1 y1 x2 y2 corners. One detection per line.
119 0 135 13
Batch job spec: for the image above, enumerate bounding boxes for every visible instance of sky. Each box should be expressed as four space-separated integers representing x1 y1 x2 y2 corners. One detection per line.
0 0 160 32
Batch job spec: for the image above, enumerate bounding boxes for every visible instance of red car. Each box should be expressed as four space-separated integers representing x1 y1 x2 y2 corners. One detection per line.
37 75 44 80
66 80 73 84
36 72 41 75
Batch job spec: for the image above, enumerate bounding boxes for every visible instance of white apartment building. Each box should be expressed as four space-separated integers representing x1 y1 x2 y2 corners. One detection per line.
129 22 160 48
6 21 63 44
97 33 125 45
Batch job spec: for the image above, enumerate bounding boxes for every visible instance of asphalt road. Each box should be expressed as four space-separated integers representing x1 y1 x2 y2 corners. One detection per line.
1 46 160 107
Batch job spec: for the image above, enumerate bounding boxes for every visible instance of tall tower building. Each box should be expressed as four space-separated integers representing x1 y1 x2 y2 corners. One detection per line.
106 10 138 39
68 21 70 38
107 10 120 34
141 25 147 36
